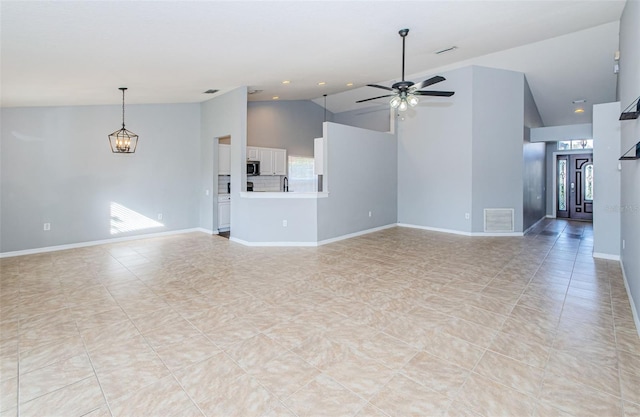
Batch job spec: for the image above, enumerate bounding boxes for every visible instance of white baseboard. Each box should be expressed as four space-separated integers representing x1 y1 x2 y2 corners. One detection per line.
523 216 547 235
593 252 621 261
229 237 317 247
620 260 640 338
0 228 212 258
228 224 397 247
397 223 472 236
317 224 396 246
397 223 523 237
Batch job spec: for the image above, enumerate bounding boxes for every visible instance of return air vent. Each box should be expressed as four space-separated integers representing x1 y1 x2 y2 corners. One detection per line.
203 89 219 94
484 208 514 233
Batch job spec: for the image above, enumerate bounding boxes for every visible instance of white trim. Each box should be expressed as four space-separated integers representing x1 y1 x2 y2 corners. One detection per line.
592 252 621 261
0 228 212 258
239 192 329 199
228 224 397 247
398 223 472 236
397 223 523 237
620 260 640 337
524 216 546 235
229 237 317 247
317 224 396 246
546 214 556 218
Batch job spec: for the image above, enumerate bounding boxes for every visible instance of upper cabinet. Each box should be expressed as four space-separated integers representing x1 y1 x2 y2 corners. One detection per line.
247 146 287 176
247 147 260 161
218 143 231 175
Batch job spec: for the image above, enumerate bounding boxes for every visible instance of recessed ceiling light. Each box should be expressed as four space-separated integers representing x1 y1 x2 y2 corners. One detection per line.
572 99 587 104
272 96 279 100
346 82 353 87
574 108 585 114
317 82 326 86
282 80 291 84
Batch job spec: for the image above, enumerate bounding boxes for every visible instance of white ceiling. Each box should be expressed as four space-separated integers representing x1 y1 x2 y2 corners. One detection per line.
0 1 626 127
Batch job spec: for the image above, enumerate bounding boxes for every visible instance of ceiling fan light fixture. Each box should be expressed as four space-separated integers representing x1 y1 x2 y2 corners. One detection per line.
408 94 419 107
398 100 409 112
390 96 402 109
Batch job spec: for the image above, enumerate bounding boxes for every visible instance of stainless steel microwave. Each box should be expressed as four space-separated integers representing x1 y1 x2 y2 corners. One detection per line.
247 160 260 176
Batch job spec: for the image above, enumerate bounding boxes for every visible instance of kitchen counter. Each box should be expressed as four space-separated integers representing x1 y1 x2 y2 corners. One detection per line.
240 191 329 199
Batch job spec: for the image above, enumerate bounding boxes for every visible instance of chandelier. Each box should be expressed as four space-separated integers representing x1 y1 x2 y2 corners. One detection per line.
108 87 138 153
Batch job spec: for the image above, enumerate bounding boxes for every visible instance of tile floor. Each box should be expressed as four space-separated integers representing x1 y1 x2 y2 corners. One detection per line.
0 219 639 417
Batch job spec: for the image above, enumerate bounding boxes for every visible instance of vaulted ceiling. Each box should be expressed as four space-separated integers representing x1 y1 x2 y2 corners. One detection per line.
0 1 626 126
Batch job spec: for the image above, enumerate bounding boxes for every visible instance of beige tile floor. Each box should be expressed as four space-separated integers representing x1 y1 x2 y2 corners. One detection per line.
1 219 639 417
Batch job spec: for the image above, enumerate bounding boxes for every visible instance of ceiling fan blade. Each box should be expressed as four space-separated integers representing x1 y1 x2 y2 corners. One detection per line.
367 84 395 92
356 94 394 103
413 76 446 90
414 90 455 97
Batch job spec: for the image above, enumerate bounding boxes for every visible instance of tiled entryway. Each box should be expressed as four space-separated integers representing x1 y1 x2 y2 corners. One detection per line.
1 219 638 416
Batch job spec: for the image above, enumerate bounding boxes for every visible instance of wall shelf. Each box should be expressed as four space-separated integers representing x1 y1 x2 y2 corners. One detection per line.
619 140 640 160
619 95 640 120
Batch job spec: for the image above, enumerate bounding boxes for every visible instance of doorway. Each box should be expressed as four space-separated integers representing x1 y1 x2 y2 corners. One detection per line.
556 153 593 221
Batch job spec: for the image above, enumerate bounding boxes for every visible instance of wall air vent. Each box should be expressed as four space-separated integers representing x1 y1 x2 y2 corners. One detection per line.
203 89 219 94
484 208 514 233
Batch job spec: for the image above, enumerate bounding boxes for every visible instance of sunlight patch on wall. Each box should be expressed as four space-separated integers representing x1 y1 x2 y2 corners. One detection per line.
110 202 164 235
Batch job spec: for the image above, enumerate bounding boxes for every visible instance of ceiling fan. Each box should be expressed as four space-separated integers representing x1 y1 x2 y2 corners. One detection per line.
356 28 454 111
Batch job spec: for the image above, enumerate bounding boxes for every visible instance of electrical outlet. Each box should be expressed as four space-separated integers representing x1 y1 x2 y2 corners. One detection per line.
465 213 470 220
43 223 51 231
282 220 288 227
368 211 372 217
157 213 163 220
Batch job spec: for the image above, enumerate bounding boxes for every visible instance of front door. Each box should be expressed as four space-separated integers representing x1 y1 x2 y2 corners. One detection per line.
557 154 593 220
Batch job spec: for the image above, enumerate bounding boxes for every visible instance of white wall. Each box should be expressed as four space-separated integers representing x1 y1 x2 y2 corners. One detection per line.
592 102 621 259
531 123 592 142
398 66 473 233
618 0 640 330
317 122 397 241
1 103 201 253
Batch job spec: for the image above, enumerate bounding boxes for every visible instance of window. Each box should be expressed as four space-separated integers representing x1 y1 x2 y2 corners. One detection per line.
558 140 593 150
558 159 567 211
287 156 316 192
584 163 594 201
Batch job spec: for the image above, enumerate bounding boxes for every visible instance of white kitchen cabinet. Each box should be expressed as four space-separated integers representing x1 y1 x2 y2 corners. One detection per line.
259 148 274 175
218 144 231 175
218 195 230 230
255 147 287 175
247 147 260 161
273 149 287 175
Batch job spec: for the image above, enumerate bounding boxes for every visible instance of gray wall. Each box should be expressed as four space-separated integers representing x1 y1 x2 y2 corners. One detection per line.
545 142 557 216
522 77 546 231
247 100 331 157
398 66 474 232
1 103 201 253
332 107 391 133
592 102 621 258
619 0 640 328
199 88 248 234
471 67 525 233
317 122 397 241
